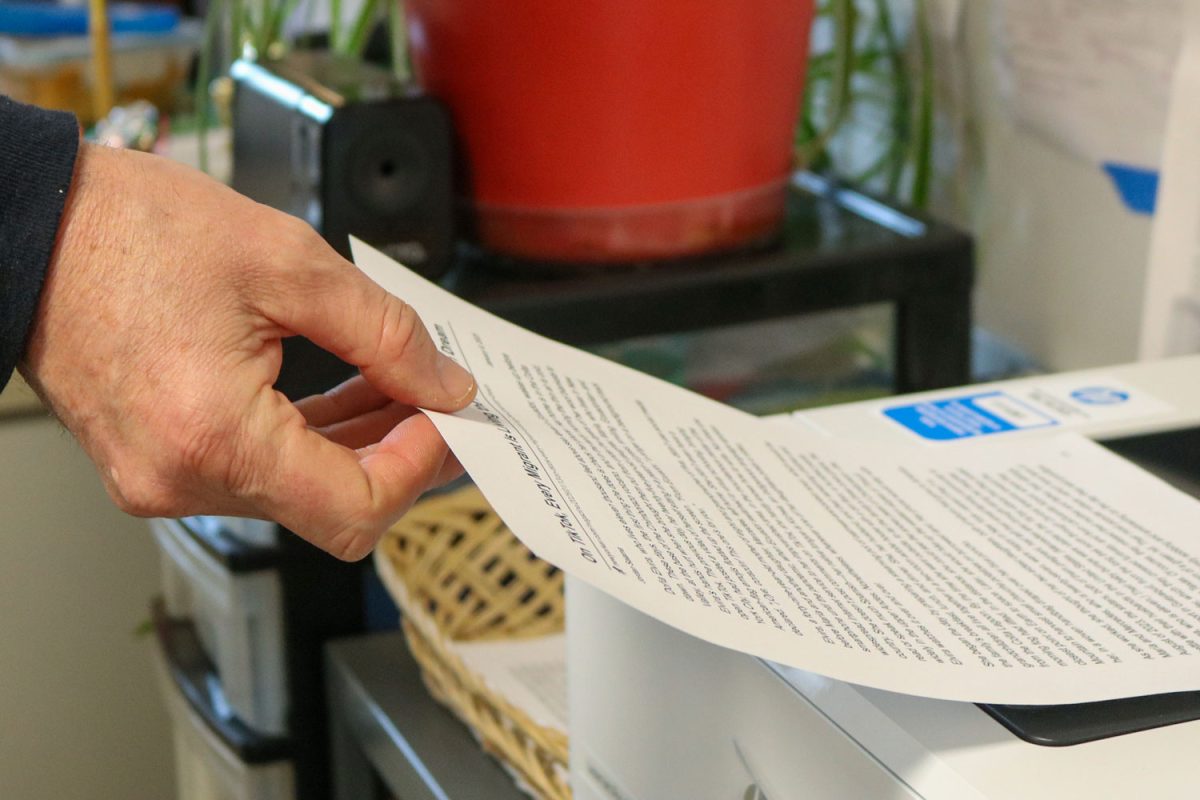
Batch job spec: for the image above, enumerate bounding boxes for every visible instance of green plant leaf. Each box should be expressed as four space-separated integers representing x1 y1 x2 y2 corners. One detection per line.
797 0 859 167
194 0 225 174
263 0 305 55
387 0 411 81
329 0 342 52
342 0 382 57
908 0 935 207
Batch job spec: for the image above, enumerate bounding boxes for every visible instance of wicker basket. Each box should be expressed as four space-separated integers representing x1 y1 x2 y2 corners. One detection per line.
374 484 570 800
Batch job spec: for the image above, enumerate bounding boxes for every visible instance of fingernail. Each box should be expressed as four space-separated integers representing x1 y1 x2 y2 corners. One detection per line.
437 355 476 403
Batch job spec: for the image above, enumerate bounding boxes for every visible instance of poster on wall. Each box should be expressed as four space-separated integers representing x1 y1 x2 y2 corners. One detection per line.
1140 2 1200 359
992 0 1200 360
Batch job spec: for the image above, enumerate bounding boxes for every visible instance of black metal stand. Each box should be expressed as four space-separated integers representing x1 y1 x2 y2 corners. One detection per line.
278 173 974 401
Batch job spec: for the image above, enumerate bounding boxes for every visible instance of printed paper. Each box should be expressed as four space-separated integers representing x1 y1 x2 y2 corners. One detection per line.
354 239 1200 704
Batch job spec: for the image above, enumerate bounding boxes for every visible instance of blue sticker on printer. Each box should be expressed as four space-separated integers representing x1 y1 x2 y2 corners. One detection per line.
883 391 1059 441
1069 386 1130 405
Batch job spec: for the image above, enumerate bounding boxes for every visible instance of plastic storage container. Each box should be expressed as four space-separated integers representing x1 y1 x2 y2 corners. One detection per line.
405 0 815 265
0 18 201 124
154 652 295 800
151 517 289 735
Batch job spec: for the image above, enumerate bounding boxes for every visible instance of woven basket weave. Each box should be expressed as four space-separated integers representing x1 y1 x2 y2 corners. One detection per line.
374 484 570 800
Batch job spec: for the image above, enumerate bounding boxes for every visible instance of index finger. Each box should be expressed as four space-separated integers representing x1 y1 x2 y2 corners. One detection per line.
253 227 476 412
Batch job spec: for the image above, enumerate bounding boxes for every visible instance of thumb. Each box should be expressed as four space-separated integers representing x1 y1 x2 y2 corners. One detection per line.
257 233 475 411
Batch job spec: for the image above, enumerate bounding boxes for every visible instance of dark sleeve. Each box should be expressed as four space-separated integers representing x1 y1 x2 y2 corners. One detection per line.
0 96 81 393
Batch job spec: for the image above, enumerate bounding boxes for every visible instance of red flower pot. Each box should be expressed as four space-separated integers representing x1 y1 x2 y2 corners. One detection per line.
406 0 816 265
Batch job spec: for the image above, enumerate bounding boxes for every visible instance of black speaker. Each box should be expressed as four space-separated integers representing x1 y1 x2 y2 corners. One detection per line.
230 53 456 399
231 52 455 279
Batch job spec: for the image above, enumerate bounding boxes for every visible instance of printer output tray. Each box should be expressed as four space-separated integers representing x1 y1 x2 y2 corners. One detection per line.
979 426 1200 746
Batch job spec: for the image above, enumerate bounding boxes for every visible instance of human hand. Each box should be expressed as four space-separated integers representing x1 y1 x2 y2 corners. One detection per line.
20 142 476 560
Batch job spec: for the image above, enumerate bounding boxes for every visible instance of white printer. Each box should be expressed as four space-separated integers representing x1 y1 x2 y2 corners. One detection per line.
568 356 1200 799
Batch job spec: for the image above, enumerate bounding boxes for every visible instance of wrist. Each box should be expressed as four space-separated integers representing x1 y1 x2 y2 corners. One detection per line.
19 143 115 393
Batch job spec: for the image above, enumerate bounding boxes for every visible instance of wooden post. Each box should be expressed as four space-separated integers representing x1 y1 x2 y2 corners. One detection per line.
88 0 115 122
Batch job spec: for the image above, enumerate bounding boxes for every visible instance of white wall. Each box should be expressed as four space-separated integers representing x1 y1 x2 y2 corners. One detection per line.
0 413 174 799
960 1 1164 370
